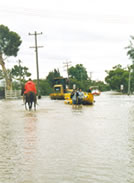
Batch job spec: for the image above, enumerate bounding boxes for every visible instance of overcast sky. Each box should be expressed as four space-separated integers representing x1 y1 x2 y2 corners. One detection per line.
0 0 134 81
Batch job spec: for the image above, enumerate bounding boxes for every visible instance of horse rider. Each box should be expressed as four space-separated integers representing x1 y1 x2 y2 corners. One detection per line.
24 78 37 95
22 78 37 103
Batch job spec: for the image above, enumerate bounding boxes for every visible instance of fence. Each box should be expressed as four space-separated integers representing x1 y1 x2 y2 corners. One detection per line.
5 90 22 99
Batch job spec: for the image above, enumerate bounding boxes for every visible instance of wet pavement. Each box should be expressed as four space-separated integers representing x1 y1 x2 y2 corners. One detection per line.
0 92 134 183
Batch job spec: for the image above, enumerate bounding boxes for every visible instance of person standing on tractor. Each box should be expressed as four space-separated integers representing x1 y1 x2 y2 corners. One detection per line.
78 88 84 105
71 89 79 108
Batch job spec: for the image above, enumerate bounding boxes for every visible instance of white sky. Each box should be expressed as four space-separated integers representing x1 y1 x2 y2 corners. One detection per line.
0 0 134 81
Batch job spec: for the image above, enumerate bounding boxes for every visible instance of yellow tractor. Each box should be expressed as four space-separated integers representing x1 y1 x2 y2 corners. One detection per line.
50 84 65 100
50 77 71 100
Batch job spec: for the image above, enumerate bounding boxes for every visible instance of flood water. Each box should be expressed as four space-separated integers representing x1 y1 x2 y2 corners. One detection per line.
0 92 134 183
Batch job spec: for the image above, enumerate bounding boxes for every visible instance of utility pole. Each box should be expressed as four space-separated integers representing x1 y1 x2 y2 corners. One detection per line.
89 71 93 80
128 68 132 95
17 59 22 84
29 31 43 97
63 60 72 79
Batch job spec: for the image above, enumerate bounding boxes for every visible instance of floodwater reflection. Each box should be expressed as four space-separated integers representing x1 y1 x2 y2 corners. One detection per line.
22 113 38 182
0 93 134 183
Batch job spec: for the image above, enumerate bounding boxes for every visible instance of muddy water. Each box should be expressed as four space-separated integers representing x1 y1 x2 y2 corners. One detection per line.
0 92 134 183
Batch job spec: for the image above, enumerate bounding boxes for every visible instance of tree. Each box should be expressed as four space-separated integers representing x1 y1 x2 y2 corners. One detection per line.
39 79 53 95
11 65 31 81
105 65 129 92
0 68 12 81
46 69 61 86
0 25 22 89
125 36 134 93
68 64 88 80
125 36 134 63
92 80 110 91
0 69 4 79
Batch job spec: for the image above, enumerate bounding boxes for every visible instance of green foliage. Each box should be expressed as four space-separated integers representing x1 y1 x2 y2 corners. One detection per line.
105 65 129 92
69 78 92 91
68 64 88 80
0 25 22 89
93 80 110 91
11 65 31 81
125 36 134 62
0 68 12 80
42 65 109 95
0 25 22 56
46 69 61 86
12 81 20 90
39 79 53 96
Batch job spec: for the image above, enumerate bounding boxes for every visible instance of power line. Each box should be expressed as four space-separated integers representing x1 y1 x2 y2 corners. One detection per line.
29 31 43 97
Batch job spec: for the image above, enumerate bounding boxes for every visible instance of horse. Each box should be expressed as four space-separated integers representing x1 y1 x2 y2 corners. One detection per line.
24 91 37 111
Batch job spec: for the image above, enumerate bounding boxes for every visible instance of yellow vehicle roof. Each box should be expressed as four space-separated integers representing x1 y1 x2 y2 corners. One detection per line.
54 84 63 87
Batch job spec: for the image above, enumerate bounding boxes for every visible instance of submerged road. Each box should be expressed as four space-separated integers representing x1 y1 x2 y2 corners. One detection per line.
0 92 134 183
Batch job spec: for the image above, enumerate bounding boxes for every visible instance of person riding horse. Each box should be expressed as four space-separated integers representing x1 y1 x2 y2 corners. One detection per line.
24 78 37 110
